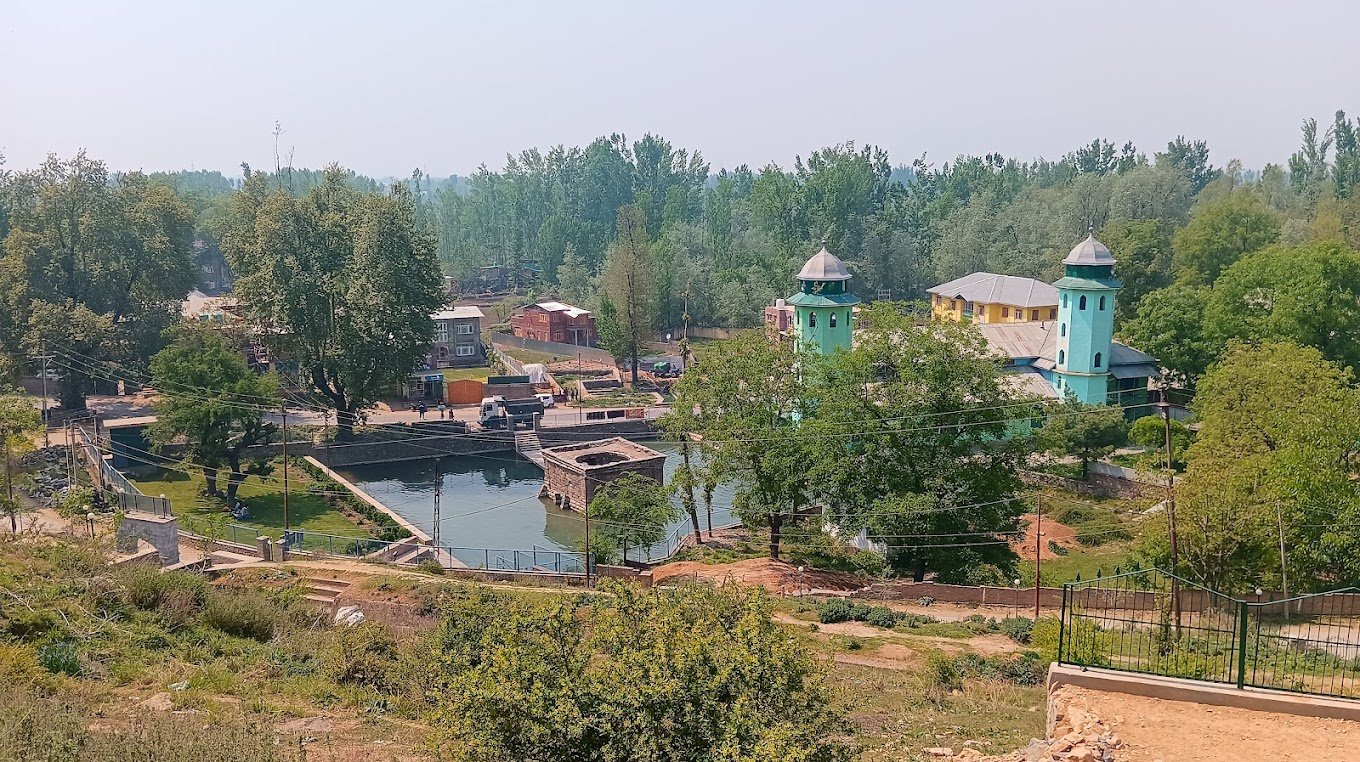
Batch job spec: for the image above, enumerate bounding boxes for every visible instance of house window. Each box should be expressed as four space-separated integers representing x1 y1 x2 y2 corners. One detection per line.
553 332 564 341
456 345 476 357
962 302 973 318
1049 308 1057 319
457 323 474 335
809 312 817 328
846 311 852 328
1030 310 1039 320
437 346 449 359
435 323 449 342
1060 323 1067 337
1058 350 1066 365
1002 306 1010 318
1079 295 1087 310
1098 295 1106 311
1094 352 1102 368
829 312 838 328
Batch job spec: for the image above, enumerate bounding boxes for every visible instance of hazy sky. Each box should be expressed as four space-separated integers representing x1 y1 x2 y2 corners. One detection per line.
3 0 1357 178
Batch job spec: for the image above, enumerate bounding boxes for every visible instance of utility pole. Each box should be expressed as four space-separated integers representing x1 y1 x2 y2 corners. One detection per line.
4 434 14 533
432 458 442 549
1156 390 1181 632
36 341 53 448
281 403 290 537
1035 493 1042 619
1275 500 1289 620
583 501 592 588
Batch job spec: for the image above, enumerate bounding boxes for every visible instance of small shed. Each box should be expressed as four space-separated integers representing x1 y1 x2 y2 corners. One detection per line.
540 437 665 512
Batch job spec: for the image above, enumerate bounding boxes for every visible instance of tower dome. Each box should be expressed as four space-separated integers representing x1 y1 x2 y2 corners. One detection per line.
1063 232 1116 266
797 245 852 282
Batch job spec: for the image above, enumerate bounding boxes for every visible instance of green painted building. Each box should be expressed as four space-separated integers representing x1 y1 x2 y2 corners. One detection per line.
1053 231 1123 404
788 245 859 356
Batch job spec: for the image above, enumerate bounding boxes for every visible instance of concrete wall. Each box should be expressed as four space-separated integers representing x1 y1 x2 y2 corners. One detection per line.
115 513 181 566
855 580 1066 608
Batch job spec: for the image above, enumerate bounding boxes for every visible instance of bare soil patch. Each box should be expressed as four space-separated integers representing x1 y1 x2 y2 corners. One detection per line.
651 558 866 594
1009 513 1078 561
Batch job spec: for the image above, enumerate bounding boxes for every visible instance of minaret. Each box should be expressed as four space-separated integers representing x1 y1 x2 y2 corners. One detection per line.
1053 229 1121 404
788 243 859 355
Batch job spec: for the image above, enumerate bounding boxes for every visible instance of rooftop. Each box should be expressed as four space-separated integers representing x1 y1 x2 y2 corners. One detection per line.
1064 232 1117 266
533 301 591 318
540 437 665 471
927 272 1059 308
975 321 1158 373
796 245 852 282
432 306 485 320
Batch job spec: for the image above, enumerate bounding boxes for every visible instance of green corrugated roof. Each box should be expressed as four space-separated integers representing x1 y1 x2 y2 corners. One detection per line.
1053 275 1122 290
786 292 861 307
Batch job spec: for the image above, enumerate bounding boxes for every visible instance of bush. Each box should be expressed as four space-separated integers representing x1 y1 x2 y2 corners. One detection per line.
120 567 208 613
36 641 80 677
999 616 1034 645
204 591 277 641
863 607 900 629
417 559 445 576
816 599 871 624
893 612 939 629
323 623 399 691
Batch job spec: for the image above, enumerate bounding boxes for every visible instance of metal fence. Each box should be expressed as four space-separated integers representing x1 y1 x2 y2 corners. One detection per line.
1059 568 1360 699
71 426 173 517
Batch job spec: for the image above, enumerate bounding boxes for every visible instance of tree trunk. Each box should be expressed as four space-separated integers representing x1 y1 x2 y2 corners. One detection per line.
202 466 219 497
768 512 782 560
912 558 927 583
680 443 703 544
225 457 245 504
630 352 639 387
335 408 357 440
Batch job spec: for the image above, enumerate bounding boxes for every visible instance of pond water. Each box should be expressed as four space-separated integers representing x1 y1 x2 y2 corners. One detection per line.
337 440 737 563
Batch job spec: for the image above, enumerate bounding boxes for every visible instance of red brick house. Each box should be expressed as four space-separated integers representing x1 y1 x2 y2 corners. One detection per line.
510 301 597 346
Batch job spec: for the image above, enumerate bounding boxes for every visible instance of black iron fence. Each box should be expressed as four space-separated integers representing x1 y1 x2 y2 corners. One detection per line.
1059 569 1360 699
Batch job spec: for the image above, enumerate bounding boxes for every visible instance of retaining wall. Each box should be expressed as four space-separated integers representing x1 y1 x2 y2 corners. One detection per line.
304 456 432 542
491 332 615 364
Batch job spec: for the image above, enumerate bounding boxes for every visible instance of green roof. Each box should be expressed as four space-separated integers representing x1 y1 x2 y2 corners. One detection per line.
1053 275 1122 291
786 292 861 307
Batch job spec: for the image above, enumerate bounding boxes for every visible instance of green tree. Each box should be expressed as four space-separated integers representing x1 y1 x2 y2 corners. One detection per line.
1128 414 1192 471
664 332 812 560
148 326 280 503
597 205 657 385
1154 342 1360 592
1172 193 1280 284
1155 136 1220 195
585 472 678 563
1037 400 1129 479
1099 218 1173 323
1120 284 1216 386
428 583 850 762
222 168 443 437
806 303 1027 582
553 244 594 304
1 391 42 532
1204 241 1360 372
1 153 196 409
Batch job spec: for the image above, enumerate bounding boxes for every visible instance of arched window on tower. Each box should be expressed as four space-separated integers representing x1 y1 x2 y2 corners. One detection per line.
1062 293 1068 308
1079 295 1087 310
1058 350 1066 365
1060 323 1067 337
1094 352 1102 368
829 312 838 328
809 312 817 328
1099 295 1106 311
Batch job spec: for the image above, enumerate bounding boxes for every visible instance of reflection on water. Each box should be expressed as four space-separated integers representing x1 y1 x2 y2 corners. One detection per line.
337 440 737 555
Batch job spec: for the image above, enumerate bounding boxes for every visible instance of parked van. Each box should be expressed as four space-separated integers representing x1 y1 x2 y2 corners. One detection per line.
535 393 556 409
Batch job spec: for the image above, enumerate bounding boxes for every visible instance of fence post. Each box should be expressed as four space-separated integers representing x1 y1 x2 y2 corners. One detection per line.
1058 585 1068 665
1236 599 1250 689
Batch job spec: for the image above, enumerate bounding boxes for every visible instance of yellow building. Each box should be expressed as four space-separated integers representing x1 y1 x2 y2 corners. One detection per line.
927 272 1059 324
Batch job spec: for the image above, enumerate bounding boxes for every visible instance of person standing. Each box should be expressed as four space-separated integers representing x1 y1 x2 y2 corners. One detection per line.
418 402 427 419
437 401 447 419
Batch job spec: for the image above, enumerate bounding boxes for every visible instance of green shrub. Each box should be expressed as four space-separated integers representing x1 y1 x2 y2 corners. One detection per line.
894 612 938 628
863 607 900 629
204 591 277 641
816 599 871 624
999 616 1034 644
323 623 399 691
120 567 208 612
36 642 80 677
417 559 445 576
926 652 962 693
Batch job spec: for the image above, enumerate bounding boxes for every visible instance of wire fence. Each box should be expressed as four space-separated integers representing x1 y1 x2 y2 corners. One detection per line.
1059 569 1360 699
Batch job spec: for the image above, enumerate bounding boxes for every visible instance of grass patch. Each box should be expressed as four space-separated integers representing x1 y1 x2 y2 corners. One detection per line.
131 458 372 540
1020 542 1131 586
440 366 491 382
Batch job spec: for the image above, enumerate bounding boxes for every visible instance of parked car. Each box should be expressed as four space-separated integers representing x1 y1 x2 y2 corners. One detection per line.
535 392 556 409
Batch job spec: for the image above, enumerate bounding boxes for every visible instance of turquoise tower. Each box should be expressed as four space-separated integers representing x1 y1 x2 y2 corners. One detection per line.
788 244 859 356
1053 231 1122 404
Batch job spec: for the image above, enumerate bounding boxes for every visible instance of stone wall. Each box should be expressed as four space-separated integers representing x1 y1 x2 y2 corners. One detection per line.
115 513 181 566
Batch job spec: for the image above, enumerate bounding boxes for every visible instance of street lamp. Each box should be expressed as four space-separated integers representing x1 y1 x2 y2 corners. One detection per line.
1013 578 1022 619
86 512 96 538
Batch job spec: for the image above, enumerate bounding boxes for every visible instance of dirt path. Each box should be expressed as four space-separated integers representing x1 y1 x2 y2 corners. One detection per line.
1052 685 1360 761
